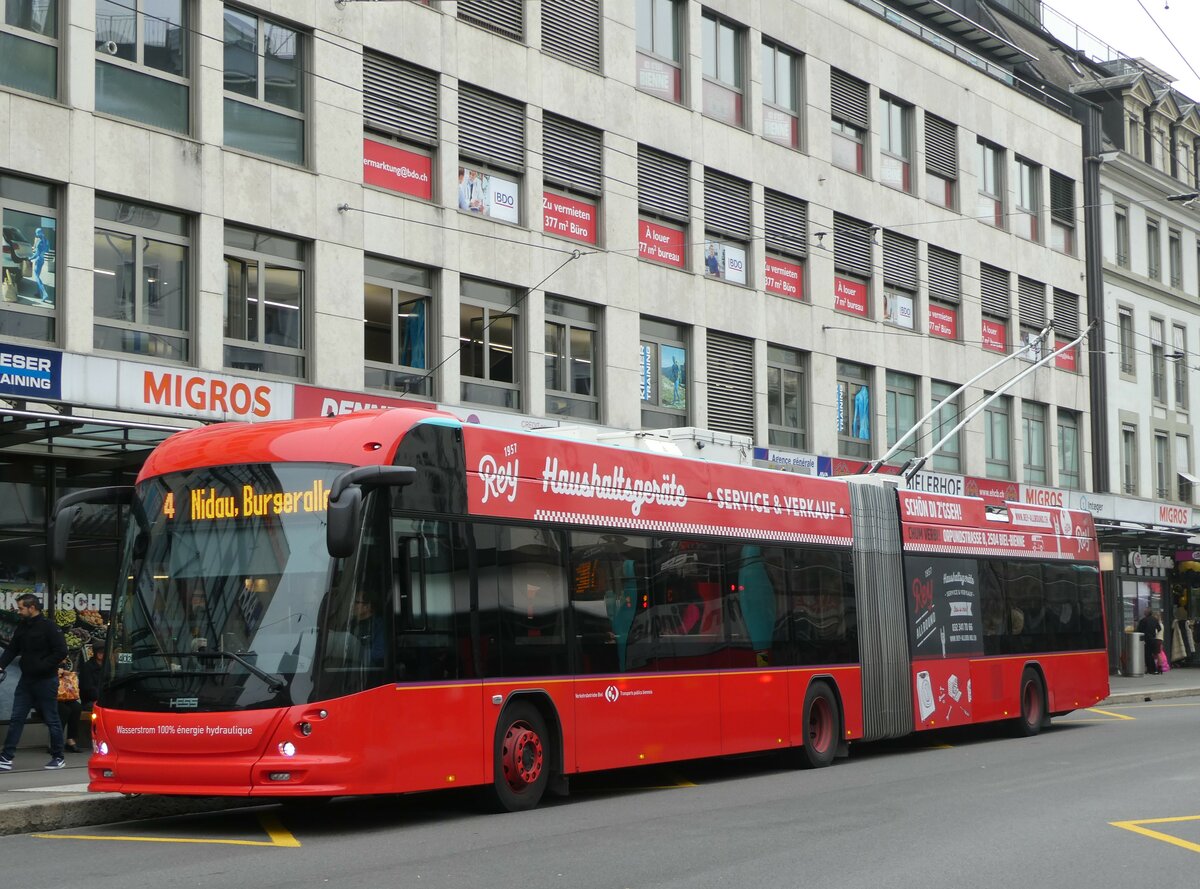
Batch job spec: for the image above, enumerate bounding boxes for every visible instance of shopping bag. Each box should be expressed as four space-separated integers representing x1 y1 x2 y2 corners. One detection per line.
57 668 80 702
2 271 16 303
1157 649 1170 673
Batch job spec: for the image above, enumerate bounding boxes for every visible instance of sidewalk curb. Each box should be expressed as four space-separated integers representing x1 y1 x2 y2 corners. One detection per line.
0 793 246 837
1098 686 1200 706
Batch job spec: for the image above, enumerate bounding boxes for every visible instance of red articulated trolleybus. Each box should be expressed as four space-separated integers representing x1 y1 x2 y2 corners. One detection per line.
51 408 1109 811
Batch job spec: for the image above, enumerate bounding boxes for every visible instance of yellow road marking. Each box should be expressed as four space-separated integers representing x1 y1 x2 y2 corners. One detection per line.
1086 707 1136 720
1111 816 1200 854
33 813 300 848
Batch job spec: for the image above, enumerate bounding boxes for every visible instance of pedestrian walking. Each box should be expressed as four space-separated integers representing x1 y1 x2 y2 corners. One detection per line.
0 593 68 770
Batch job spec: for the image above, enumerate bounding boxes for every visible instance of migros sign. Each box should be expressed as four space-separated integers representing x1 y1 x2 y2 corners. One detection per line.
127 365 292 421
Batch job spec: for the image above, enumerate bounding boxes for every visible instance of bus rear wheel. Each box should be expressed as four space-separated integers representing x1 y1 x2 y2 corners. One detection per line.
1016 668 1046 737
798 682 840 769
491 700 551 812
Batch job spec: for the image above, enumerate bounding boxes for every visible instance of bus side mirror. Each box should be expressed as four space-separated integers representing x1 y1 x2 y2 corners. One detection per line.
327 486 363 559
325 465 416 559
49 504 81 569
50 485 134 569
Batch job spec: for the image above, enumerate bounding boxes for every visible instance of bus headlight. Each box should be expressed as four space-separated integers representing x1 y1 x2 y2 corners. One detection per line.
97 741 110 756
278 741 297 757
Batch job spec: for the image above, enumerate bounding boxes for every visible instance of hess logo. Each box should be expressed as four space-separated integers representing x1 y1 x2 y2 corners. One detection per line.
169 697 199 709
604 685 620 703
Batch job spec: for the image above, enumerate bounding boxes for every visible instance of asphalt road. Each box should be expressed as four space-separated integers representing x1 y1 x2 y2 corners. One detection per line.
4 700 1197 889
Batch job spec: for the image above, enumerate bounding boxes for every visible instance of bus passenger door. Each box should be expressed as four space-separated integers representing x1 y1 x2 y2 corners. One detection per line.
391 519 484 790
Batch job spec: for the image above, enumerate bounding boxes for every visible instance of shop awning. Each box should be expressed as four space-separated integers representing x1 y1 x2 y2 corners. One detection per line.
0 406 190 467
1095 520 1200 551
1179 470 1200 488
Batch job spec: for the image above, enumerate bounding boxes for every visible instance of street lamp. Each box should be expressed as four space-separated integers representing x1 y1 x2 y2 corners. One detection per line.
1166 192 1200 205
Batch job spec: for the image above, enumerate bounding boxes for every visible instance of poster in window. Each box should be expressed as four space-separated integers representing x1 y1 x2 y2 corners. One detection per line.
883 289 914 328
457 166 519 223
981 319 1006 353
2 209 56 309
1054 339 1078 372
906 555 983 658
928 303 957 339
764 256 803 299
833 276 867 316
704 240 746 284
851 383 870 440
659 345 686 410
640 344 653 401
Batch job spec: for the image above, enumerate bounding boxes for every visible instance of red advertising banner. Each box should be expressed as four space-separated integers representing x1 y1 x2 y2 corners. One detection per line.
462 426 855 544
1054 339 1078 372
293 385 433 419
363 139 433 200
542 191 598 245
980 319 1007 353
962 476 1019 507
834 276 868 317
899 491 1096 560
764 256 804 299
638 219 686 268
929 304 958 340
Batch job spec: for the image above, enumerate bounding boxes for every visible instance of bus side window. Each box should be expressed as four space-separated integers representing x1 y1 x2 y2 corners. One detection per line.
392 519 463 682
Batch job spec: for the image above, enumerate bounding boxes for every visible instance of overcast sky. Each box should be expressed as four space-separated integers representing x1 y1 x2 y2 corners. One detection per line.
1041 0 1200 100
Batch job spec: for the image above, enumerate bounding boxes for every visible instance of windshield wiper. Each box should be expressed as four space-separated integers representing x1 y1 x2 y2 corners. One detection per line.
161 650 287 692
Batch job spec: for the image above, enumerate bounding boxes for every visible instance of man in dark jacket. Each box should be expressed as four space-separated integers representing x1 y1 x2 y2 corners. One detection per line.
1137 609 1163 675
0 593 68 770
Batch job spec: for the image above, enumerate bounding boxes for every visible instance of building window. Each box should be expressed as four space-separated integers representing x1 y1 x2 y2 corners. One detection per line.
1173 324 1188 411
1114 203 1130 267
545 296 600 421
93 197 190 362
980 264 1010 354
1118 307 1135 375
985 396 1011 480
830 69 868 175
879 95 911 193
1169 228 1183 288
542 0 600 71
1052 288 1081 372
362 53 437 201
96 0 188 134
930 380 961 473
224 225 306 379
1017 276 1046 362
1154 432 1170 499
457 0 523 42
706 331 754 436
1176 434 1193 503
882 230 917 330
761 40 800 148
833 214 872 318
635 0 683 104
1049 171 1075 255
1014 158 1039 242
704 169 751 284
767 345 807 450
637 146 689 269
1122 424 1138 495
837 360 872 459
885 372 917 463
0 0 58 99
364 256 433 399
640 318 688 429
763 189 807 300
1127 115 1141 159
1058 409 1080 490
1151 318 1166 404
1147 219 1161 280
542 114 602 245
460 278 520 410
223 6 305 165
701 11 744 126
1022 401 1047 484
0 173 58 343
924 113 956 209
458 85 524 223
977 140 1004 228
927 247 960 341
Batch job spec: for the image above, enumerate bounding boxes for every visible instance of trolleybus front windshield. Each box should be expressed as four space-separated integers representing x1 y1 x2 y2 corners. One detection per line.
103 463 345 712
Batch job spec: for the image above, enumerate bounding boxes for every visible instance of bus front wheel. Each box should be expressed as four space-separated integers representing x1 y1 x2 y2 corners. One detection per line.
1015 668 1046 737
491 700 551 812
798 682 840 769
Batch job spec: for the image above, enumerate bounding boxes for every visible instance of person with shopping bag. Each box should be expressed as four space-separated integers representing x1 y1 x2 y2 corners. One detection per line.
56 657 82 753
0 593 68 770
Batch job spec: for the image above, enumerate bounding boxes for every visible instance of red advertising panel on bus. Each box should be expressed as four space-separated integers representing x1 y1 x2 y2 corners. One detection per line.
461 427 853 545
